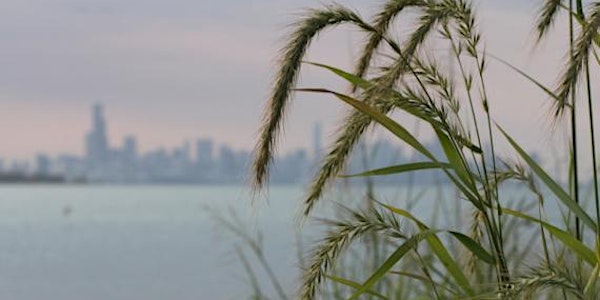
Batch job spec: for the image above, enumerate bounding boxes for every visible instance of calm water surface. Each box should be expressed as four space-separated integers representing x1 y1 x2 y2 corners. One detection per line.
0 184 540 299
0 185 309 300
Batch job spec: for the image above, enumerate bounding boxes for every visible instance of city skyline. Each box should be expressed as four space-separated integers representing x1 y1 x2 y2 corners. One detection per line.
0 103 460 185
0 103 328 184
6 102 261 160
4 102 321 163
0 1 588 164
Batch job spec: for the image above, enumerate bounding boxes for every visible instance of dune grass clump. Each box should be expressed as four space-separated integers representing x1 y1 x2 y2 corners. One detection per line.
251 0 600 298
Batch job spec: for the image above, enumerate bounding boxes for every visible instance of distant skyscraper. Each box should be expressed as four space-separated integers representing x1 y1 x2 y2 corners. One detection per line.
196 139 213 166
85 104 109 163
313 122 323 163
219 145 237 180
176 140 191 163
123 135 137 161
36 154 51 175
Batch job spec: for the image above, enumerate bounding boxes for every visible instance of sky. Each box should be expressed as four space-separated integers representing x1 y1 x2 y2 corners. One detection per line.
0 0 598 166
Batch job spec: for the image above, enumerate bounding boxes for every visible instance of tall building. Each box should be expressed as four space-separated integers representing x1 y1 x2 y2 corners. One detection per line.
196 138 214 166
36 154 51 176
218 145 237 181
85 104 109 163
122 135 138 161
313 122 323 163
173 140 190 164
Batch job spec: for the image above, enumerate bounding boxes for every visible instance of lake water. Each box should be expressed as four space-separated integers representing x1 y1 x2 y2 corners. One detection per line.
0 185 317 300
0 184 557 299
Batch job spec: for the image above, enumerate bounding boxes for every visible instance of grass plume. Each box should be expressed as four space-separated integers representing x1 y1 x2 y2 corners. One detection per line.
302 1 454 216
253 5 372 189
554 3 600 119
300 208 405 300
535 0 563 42
354 0 427 86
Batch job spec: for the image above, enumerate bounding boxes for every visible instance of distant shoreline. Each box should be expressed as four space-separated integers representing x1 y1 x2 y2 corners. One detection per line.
0 181 453 187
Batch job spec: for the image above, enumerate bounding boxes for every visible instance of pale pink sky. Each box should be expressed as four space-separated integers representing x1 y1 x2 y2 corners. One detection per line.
0 0 597 172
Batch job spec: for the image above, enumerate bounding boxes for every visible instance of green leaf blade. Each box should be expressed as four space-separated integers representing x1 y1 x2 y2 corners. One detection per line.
499 126 597 231
341 161 452 178
305 61 372 90
504 209 597 265
348 230 438 300
297 88 435 160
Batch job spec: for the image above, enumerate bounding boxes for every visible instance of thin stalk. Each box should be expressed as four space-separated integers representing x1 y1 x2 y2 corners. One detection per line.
474 51 507 284
577 0 600 249
451 46 505 284
361 142 382 275
447 28 508 287
538 199 552 266
585 56 600 242
446 28 510 288
570 0 582 241
414 250 442 299
397 36 508 288
479 203 508 288
410 54 508 289
236 247 264 299
446 34 485 186
576 0 583 16
257 245 289 300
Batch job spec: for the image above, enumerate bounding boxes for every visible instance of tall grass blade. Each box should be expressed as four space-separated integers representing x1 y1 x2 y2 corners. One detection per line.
503 209 596 265
568 0 582 242
325 275 388 299
499 126 596 231
305 62 372 90
390 270 460 295
348 230 439 300
381 203 478 295
296 89 435 160
584 265 600 297
341 161 452 178
448 231 495 265
298 88 484 206
488 54 560 103
434 128 477 190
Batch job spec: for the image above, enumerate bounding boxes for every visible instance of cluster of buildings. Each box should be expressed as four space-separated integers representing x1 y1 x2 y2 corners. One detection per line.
0 104 449 185
0 105 322 184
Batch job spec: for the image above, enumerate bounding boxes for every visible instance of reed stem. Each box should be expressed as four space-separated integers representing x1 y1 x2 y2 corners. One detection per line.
570 0 582 241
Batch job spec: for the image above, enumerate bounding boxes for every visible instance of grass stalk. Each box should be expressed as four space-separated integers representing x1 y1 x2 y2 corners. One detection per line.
448 38 506 287
569 0 582 241
446 1 510 284
584 57 600 243
577 0 600 251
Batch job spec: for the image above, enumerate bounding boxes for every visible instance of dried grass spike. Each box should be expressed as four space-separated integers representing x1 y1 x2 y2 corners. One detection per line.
354 0 427 87
535 0 563 42
252 5 371 189
554 3 600 120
